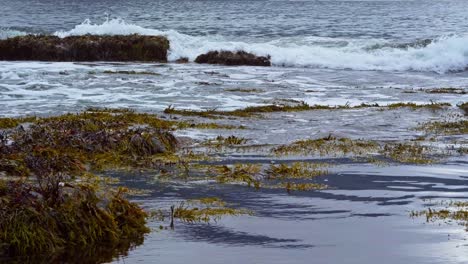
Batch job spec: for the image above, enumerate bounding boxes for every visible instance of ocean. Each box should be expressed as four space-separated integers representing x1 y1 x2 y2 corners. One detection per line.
0 1 467 263
1 0 468 115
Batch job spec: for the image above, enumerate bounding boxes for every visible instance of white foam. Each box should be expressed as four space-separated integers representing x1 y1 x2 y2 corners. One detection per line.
0 28 27 40
47 18 468 73
0 71 21 80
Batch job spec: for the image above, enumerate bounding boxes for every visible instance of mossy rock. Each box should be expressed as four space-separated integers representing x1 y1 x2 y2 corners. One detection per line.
0 34 169 62
0 110 184 260
195 50 271 66
459 102 468 115
0 182 149 260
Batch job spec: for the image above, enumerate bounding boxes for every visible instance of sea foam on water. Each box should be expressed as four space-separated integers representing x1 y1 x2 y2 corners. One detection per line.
0 18 464 73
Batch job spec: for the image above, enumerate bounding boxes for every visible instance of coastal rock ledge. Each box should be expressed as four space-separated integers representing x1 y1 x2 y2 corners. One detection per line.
195 50 271 66
0 34 169 62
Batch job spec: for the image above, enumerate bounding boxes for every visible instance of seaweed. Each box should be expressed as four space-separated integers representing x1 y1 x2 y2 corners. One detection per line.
273 136 379 157
267 162 329 179
224 88 264 93
417 120 468 135
410 200 468 231
208 135 248 147
381 143 434 164
163 102 332 118
173 201 250 223
0 34 169 62
0 108 249 259
426 88 467 94
0 180 149 258
280 182 328 193
163 101 450 119
102 70 161 76
0 110 184 259
386 102 451 110
194 50 271 66
188 197 227 207
0 117 36 129
458 102 468 115
216 164 261 189
187 161 330 193
273 136 436 164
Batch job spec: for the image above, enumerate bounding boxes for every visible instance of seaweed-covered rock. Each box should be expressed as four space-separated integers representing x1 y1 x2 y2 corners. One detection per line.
195 50 271 66
459 102 468 115
0 34 169 62
0 109 183 260
129 133 169 155
175 57 189 63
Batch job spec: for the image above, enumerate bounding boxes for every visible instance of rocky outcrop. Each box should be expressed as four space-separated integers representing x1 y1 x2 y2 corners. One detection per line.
175 57 189 63
0 34 169 62
459 102 468 115
195 50 271 66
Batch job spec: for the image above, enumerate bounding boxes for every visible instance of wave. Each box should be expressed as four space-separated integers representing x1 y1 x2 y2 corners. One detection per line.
0 28 28 40
27 18 468 73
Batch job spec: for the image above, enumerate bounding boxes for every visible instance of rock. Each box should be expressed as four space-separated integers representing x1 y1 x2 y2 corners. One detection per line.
195 50 271 66
175 57 189 63
129 132 177 155
150 137 167 153
0 34 169 62
459 102 468 115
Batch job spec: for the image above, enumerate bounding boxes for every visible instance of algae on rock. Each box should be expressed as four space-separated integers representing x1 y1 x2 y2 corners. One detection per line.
0 110 183 260
0 34 169 62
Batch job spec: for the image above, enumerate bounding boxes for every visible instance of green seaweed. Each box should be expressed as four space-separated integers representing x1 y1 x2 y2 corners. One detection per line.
273 136 379 157
273 136 437 164
386 102 451 110
381 143 434 164
0 34 169 62
207 135 248 147
0 117 36 129
173 199 251 223
410 200 468 231
215 164 261 189
102 70 161 76
425 88 466 94
0 110 183 259
417 120 468 135
0 181 149 258
224 88 264 93
267 162 329 179
458 102 468 115
280 182 328 193
163 101 450 119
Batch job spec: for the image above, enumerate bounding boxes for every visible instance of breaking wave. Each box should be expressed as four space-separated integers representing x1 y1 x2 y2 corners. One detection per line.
24 18 468 73
0 28 27 40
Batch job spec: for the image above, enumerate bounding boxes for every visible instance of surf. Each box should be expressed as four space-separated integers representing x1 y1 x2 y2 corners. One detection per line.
3 18 468 73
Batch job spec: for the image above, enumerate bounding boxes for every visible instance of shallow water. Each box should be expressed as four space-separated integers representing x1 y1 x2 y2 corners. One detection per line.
103 98 466 263
110 160 468 264
0 61 467 117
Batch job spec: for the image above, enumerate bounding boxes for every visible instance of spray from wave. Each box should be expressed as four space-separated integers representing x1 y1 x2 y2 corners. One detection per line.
0 28 28 40
36 18 468 73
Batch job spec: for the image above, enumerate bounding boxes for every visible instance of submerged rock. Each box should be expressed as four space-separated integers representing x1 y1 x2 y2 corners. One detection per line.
0 34 169 62
459 102 468 115
195 50 271 66
175 57 189 63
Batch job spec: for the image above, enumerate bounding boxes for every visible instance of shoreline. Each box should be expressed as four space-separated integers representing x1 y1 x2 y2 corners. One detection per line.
1 101 467 261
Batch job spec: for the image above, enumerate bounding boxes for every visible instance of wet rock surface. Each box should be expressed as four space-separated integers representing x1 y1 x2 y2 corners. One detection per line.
195 50 271 66
175 57 189 63
0 35 169 62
